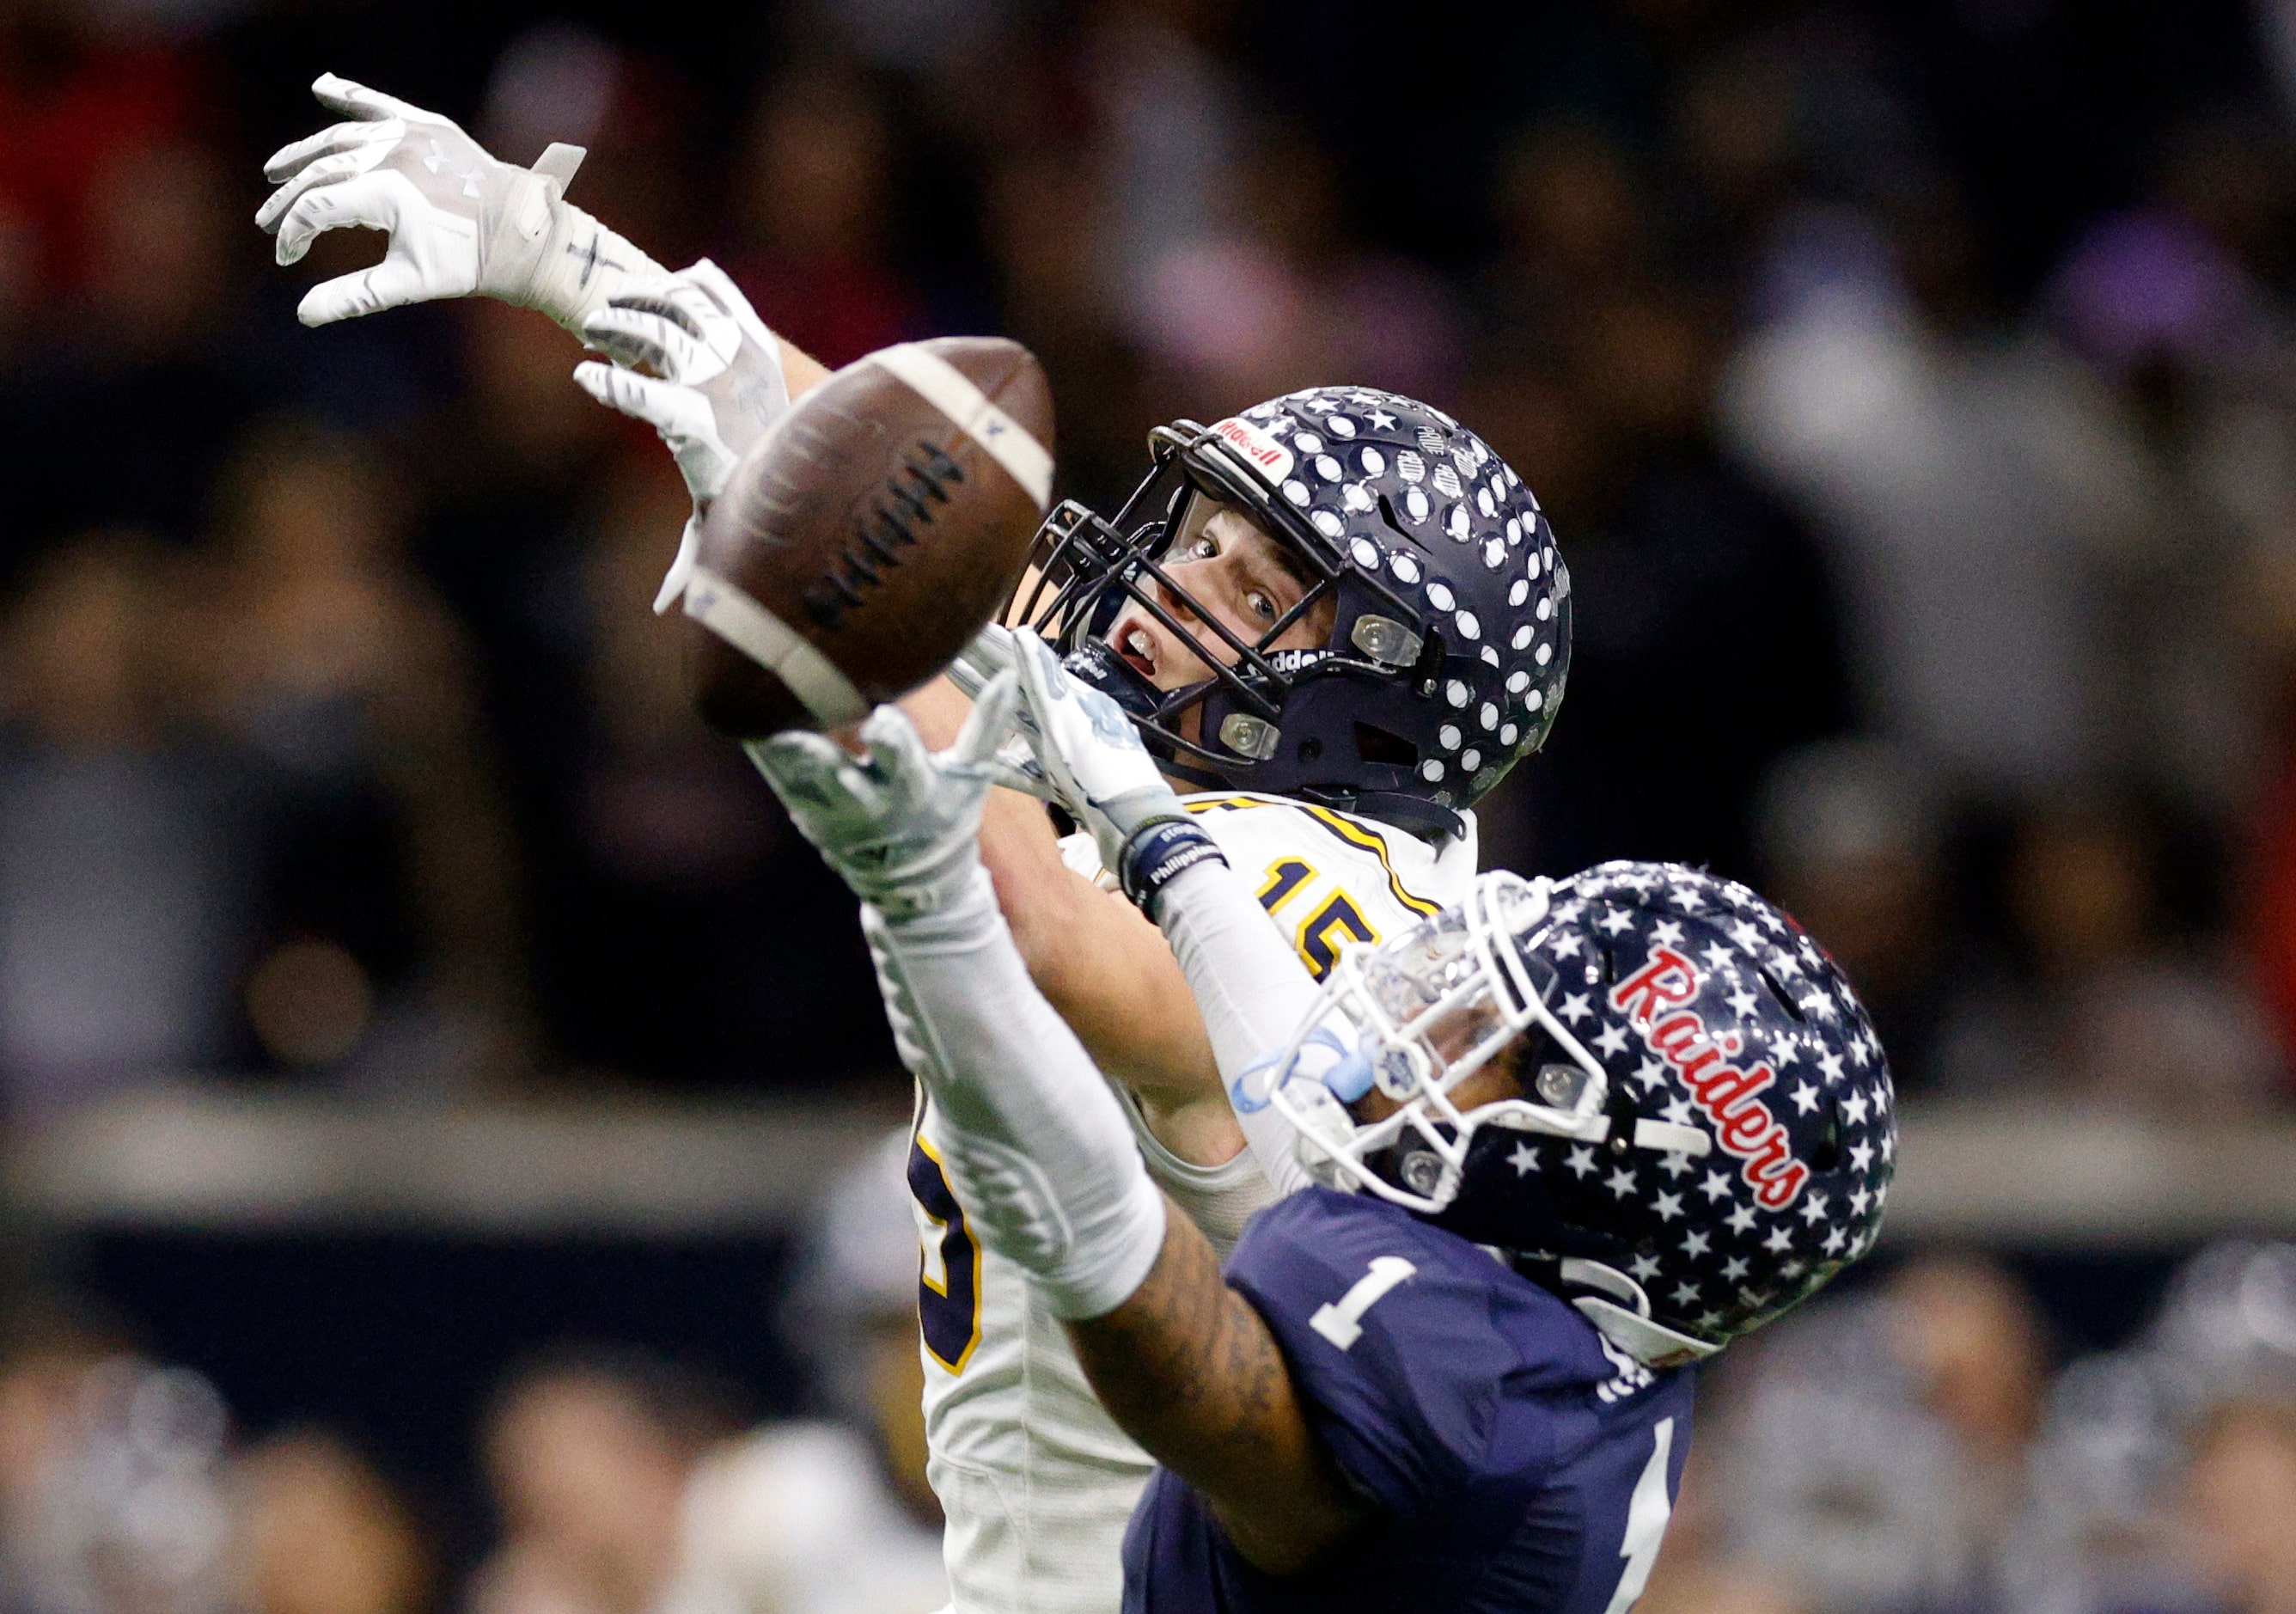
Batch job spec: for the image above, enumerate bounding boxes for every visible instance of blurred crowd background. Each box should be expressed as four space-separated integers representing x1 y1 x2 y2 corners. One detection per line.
2 0 2296 1607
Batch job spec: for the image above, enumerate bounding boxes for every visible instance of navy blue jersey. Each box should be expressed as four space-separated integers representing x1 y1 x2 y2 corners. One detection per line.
1122 1188 1695 1614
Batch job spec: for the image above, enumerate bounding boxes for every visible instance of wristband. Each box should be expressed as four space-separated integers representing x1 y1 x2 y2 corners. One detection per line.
479 174 668 334
1119 818 1229 920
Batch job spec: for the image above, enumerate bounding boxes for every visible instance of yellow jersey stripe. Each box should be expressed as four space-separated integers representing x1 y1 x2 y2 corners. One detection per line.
1182 792 1443 919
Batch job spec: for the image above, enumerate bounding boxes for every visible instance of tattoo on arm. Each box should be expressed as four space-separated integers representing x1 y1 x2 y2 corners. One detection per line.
1065 1197 1368 1574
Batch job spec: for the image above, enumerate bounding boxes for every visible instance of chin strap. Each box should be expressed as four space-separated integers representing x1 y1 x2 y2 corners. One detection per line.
1064 644 1478 842
1558 1258 1723 1369
1481 1103 1712 1159
1308 788 1465 845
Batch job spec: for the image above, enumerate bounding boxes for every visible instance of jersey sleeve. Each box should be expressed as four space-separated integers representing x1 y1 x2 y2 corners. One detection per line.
1224 1189 1551 1519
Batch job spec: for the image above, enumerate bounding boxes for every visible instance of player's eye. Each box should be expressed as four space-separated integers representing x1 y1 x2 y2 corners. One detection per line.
1248 590 1278 622
1186 535 1218 560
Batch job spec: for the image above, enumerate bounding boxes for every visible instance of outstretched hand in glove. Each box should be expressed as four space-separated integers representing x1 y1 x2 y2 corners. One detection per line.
747 673 1023 922
1004 629 1194 883
571 261 793 612
256 71 667 333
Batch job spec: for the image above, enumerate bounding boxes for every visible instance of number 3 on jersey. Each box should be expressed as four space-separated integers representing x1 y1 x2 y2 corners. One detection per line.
907 1130 983 1373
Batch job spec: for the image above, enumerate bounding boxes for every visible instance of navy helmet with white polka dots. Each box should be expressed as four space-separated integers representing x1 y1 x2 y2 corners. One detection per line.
1015 386 1569 840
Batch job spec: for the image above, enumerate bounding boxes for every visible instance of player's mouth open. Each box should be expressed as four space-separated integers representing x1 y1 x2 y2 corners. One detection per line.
1113 620 1158 681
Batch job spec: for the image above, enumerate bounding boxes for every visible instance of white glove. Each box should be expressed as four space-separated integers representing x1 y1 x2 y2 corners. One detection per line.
947 619 1017 700
937 622 1053 799
1007 628 1189 878
571 260 793 613
256 72 667 332
747 673 1022 920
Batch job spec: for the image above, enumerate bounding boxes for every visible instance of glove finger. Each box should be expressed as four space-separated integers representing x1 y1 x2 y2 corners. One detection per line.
661 276 745 340
614 271 743 334
957 621 1017 678
570 358 627 407
748 728 847 782
645 315 711 379
982 758 1057 799
310 72 430 125
678 258 778 354
262 121 388 185
272 168 404 265
621 292 729 370
654 514 702 616
604 288 706 341
578 314 673 376
255 146 380 234
583 307 704 380
297 252 431 327
571 360 709 441
949 669 1023 773
1012 626 1073 693
857 704 935 788
1010 624 1069 730
948 624 1029 712
1005 629 1098 816
747 731 876 815
943 657 991 701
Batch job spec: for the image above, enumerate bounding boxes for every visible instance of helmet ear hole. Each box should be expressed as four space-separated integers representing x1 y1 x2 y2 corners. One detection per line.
1809 1103 1842 1171
1601 1079 1640 1155
1376 492 1432 553
1353 722 1417 767
1758 966 1805 1021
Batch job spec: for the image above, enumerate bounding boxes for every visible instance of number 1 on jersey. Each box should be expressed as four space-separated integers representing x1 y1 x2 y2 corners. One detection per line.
1603 1417 1676 1614
1309 1256 1417 1349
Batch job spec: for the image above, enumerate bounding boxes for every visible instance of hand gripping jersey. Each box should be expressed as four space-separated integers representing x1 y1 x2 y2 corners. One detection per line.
912 794 1476 1614
1123 1189 1696 1614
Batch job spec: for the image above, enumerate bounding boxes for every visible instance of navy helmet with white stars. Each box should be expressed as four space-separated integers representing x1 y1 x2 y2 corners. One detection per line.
1232 862 1894 1366
1013 386 1568 841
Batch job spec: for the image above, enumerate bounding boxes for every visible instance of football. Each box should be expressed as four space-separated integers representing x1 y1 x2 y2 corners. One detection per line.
681 337 1055 737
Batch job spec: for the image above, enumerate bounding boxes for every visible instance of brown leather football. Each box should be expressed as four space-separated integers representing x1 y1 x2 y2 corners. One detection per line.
682 337 1054 737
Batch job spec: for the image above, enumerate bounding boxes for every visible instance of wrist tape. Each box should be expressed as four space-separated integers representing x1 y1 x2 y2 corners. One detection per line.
1119 818 1228 920
526 199 668 331
477 149 668 334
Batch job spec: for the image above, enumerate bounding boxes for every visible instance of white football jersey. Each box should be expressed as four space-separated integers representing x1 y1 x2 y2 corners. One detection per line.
911 793 1477 1614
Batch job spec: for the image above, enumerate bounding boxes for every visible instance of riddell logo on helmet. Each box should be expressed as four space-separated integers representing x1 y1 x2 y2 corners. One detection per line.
1609 948 1810 1210
1209 417 1296 486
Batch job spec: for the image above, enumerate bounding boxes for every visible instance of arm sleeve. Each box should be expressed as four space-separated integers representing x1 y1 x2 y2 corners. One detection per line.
1151 858 1328 1195
866 865 1167 1319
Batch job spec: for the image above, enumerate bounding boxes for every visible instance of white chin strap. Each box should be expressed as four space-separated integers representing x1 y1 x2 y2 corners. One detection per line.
1560 1258 1721 1368
1496 1104 1713 1157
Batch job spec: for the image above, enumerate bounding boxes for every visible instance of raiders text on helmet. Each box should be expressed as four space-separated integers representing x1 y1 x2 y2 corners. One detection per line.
1237 863 1895 1364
